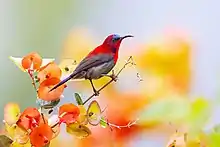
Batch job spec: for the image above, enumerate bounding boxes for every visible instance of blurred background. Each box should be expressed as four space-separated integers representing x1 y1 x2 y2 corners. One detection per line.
1 0 220 146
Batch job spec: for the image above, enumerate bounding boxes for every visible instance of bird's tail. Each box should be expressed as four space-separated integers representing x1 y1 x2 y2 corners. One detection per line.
49 73 75 92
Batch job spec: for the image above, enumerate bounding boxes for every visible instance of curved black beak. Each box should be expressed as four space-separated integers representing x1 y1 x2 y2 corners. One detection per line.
121 35 134 40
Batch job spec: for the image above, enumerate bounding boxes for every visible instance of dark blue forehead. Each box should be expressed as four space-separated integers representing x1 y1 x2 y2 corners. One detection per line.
112 34 120 39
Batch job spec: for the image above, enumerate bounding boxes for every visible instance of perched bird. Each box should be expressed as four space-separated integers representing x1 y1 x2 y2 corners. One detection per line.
49 34 133 95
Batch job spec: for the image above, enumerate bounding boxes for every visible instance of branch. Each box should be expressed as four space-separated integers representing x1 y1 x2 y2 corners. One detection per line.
51 112 67 128
82 56 135 105
103 118 139 130
27 69 38 93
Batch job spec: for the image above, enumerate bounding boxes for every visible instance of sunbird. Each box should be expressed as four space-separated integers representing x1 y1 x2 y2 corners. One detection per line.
49 34 133 95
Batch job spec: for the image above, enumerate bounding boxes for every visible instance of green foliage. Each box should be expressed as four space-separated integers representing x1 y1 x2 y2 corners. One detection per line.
139 96 213 144
213 124 220 133
74 93 83 105
186 98 211 137
66 123 91 139
100 117 108 128
208 132 220 147
139 96 190 123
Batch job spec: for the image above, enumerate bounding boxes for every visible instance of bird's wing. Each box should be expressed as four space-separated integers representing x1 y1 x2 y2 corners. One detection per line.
49 54 114 92
73 53 114 74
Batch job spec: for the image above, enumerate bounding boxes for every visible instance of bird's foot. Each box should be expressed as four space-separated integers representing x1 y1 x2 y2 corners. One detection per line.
110 70 117 82
101 70 118 82
93 89 100 96
110 74 117 82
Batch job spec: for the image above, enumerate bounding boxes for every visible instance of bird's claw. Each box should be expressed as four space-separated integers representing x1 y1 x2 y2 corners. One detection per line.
111 70 117 82
110 74 117 82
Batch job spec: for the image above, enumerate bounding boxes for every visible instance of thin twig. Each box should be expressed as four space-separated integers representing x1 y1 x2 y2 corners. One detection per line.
41 113 46 124
82 56 134 105
51 122 59 129
127 56 143 82
104 118 139 130
27 69 38 93
51 112 67 128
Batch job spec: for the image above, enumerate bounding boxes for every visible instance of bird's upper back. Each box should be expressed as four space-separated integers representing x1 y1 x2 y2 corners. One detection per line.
88 45 118 63
73 52 114 74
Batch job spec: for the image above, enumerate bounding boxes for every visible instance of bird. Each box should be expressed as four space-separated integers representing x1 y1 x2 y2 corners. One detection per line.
49 34 133 95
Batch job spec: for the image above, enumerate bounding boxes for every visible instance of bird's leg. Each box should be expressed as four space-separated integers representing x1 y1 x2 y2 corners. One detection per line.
102 70 117 82
89 79 99 96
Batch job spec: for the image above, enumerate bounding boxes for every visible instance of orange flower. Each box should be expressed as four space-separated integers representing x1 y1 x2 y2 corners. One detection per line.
38 62 62 83
38 77 65 101
29 124 53 147
16 107 40 131
21 52 42 70
59 103 80 124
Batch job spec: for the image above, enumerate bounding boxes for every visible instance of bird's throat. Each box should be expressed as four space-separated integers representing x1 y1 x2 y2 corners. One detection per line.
111 47 117 53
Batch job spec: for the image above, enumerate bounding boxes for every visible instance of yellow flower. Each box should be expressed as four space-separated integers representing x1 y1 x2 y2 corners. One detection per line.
137 35 191 95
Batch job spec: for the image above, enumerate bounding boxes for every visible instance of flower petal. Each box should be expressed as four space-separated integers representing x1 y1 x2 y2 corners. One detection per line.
9 56 55 72
38 62 62 83
59 103 80 124
17 107 41 131
29 124 53 147
21 52 42 70
38 77 65 101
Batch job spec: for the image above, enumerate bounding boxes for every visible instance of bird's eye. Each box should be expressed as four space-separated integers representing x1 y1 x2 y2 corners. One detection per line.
112 37 120 42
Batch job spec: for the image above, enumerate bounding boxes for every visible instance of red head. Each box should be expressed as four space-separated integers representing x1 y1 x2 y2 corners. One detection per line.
102 34 134 54
88 34 133 63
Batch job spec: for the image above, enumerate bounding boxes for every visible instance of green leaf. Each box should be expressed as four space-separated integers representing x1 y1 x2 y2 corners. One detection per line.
213 124 220 133
208 132 220 147
87 100 101 126
74 93 83 105
100 117 108 128
0 135 13 147
66 122 91 139
186 98 211 131
138 96 190 123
